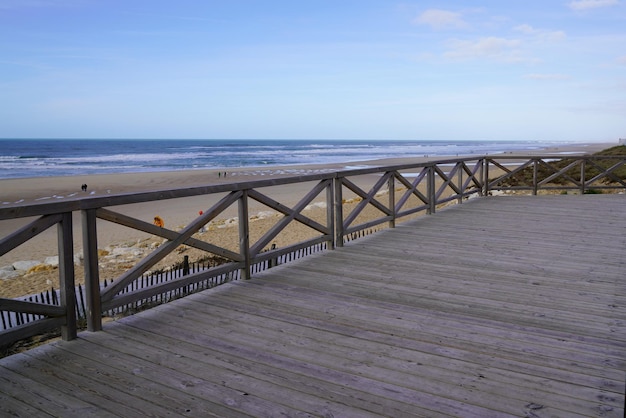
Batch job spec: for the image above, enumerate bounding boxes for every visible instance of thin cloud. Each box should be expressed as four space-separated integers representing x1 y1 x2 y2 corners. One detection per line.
413 9 468 30
524 73 570 80
513 24 566 42
120 11 223 24
513 24 536 35
618 56 626 65
443 37 524 62
568 0 620 11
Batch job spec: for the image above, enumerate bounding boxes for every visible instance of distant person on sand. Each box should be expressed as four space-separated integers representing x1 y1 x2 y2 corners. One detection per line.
153 216 164 228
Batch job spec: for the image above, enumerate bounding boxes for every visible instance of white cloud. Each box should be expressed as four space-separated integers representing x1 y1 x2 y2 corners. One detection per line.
413 9 468 30
513 24 566 42
524 73 570 80
443 37 524 62
513 24 535 35
568 0 620 11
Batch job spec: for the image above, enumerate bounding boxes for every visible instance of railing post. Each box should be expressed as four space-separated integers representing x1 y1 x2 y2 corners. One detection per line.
532 159 539 196
334 177 344 247
238 190 251 279
580 158 586 195
483 158 490 196
82 209 102 332
326 178 335 250
388 171 396 228
427 165 436 214
183 255 190 276
457 162 463 204
58 212 77 341
269 243 278 267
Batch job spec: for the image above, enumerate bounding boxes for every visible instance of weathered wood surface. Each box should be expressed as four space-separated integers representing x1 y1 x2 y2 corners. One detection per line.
1 195 625 417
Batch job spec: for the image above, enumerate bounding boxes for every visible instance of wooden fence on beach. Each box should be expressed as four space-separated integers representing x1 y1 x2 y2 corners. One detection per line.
0 241 335 332
1 154 625 348
0 226 381 335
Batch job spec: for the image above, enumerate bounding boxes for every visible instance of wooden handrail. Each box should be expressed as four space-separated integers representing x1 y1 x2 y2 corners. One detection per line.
2 153 625 346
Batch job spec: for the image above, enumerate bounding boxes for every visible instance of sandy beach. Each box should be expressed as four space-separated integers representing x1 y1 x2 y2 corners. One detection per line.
0 142 614 298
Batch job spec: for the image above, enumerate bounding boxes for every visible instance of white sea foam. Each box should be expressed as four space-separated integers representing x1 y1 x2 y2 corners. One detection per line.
0 139 570 180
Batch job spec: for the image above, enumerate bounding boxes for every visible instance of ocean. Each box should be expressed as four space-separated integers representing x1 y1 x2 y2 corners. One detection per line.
0 139 564 180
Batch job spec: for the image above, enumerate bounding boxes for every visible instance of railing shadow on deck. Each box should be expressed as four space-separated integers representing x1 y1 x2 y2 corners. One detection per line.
1 154 625 348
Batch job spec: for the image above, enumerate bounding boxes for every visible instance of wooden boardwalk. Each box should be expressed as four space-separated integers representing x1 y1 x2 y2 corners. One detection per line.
1 195 625 417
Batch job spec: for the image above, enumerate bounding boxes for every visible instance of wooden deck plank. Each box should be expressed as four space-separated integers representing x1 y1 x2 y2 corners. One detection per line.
255 266 625 353
215 280 625 374
104 307 520 417
287 260 623 328
171 294 620 415
53 334 307 418
286 262 626 321
96 323 415 418
0 391 55 418
143 300 539 413
1 195 625 417
84 321 421 418
220 280 623 363
204 280 622 402
2 347 181 418
0 366 86 417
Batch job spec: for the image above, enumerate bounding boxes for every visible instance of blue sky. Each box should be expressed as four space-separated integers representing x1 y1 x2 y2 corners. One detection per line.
1 1 624 142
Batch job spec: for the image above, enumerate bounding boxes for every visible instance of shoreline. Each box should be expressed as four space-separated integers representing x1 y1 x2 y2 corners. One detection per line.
0 141 610 206
0 141 616 295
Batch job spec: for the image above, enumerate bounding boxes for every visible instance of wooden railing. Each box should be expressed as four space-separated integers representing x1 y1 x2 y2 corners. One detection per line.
485 155 626 194
1 154 625 347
